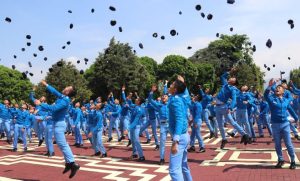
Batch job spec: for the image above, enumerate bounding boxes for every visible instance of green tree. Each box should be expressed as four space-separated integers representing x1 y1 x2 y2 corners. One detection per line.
157 55 198 91
35 60 92 103
85 37 150 99
290 67 300 87
0 65 32 102
138 56 158 90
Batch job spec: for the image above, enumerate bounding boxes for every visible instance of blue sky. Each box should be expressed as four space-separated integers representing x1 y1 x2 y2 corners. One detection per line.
1 0 300 84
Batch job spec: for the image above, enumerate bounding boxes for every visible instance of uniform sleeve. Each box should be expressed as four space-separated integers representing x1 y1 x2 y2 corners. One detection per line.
229 89 237 110
264 87 273 105
221 72 229 86
91 113 103 132
129 108 142 129
148 92 160 111
40 101 68 112
29 92 36 102
288 104 299 122
46 85 63 98
121 91 127 102
290 83 300 95
163 83 168 95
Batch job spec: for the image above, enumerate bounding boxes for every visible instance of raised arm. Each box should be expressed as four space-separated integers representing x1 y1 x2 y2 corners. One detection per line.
290 81 300 95
220 72 229 86
288 104 299 122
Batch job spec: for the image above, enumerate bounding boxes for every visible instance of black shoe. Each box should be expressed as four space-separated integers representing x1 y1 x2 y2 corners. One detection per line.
76 144 83 148
145 139 151 144
263 126 266 129
118 138 122 142
107 138 112 142
38 139 43 146
295 135 300 141
159 159 165 165
259 135 264 138
290 161 296 169
248 138 252 144
12 148 17 152
240 134 249 145
69 162 80 178
121 136 126 140
24 147 27 151
227 132 235 138
275 160 284 168
6 139 11 144
209 132 215 139
126 140 131 147
138 156 145 161
53 140 57 144
129 154 138 160
49 152 55 157
63 163 72 174
18 138 22 143
73 143 79 146
220 140 228 149
94 151 101 156
199 147 206 153
252 138 257 142
139 134 143 137
44 151 50 156
0 133 5 138
187 146 196 152
154 145 159 151
100 153 107 158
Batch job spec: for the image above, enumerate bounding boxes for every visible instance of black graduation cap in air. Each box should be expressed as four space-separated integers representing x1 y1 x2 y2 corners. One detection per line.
201 13 205 18
21 48 25 52
264 64 267 68
161 36 165 40
66 41 71 45
267 67 270 71
13 55 17 59
44 57 47 61
110 20 117 26
84 58 89 62
22 72 27 79
26 35 31 39
207 14 213 20
49 68 53 72
91 8 95 13
5 17 12 23
187 46 192 50
29 73 33 77
27 42 31 46
57 61 63 67
252 45 256 52
195 5 201 11
273 64 275 67
266 39 272 48
227 0 235 4
109 6 116 11
62 46 66 49
230 27 233 31
80 70 84 74
179 11 182 15
38 45 44 51
68 10 72 13
288 57 291 60
77 60 80 64
33 53 37 57
170 29 177 36
28 61 32 67
139 43 144 49
288 19 294 25
119 27 123 32
41 70 43 74
69 23 74 29
12 65 16 70
152 33 158 38
216 33 219 37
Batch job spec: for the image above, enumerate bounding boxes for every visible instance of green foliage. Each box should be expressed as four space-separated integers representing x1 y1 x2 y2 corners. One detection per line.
0 65 32 102
290 67 300 87
85 37 150 99
138 56 158 90
157 55 198 89
35 60 92 103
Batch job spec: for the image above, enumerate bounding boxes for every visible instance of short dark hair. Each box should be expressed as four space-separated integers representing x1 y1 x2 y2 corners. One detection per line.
68 87 76 97
174 80 186 94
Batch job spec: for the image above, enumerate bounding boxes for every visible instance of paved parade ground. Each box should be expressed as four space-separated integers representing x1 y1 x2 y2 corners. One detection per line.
1 127 300 181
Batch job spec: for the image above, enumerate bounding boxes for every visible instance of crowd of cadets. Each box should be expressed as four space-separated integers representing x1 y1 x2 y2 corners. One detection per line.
1 69 300 179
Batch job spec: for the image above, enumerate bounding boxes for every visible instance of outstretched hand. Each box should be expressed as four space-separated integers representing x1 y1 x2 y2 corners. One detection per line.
151 84 157 92
268 78 275 87
41 80 47 86
177 75 184 83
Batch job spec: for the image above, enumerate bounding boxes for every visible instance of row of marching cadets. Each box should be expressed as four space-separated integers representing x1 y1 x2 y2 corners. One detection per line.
1 69 300 179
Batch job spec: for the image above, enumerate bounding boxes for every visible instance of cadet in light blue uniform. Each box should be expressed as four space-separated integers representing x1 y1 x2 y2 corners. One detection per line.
264 79 299 169
215 71 249 149
148 82 169 165
0 100 12 144
199 86 215 138
12 103 30 152
168 76 192 181
120 86 132 142
44 111 55 156
72 102 83 147
30 91 48 146
107 94 121 142
128 97 145 161
257 96 272 137
34 81 80 178
25 107 35 143
188 95 205 153
89 103 107 157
